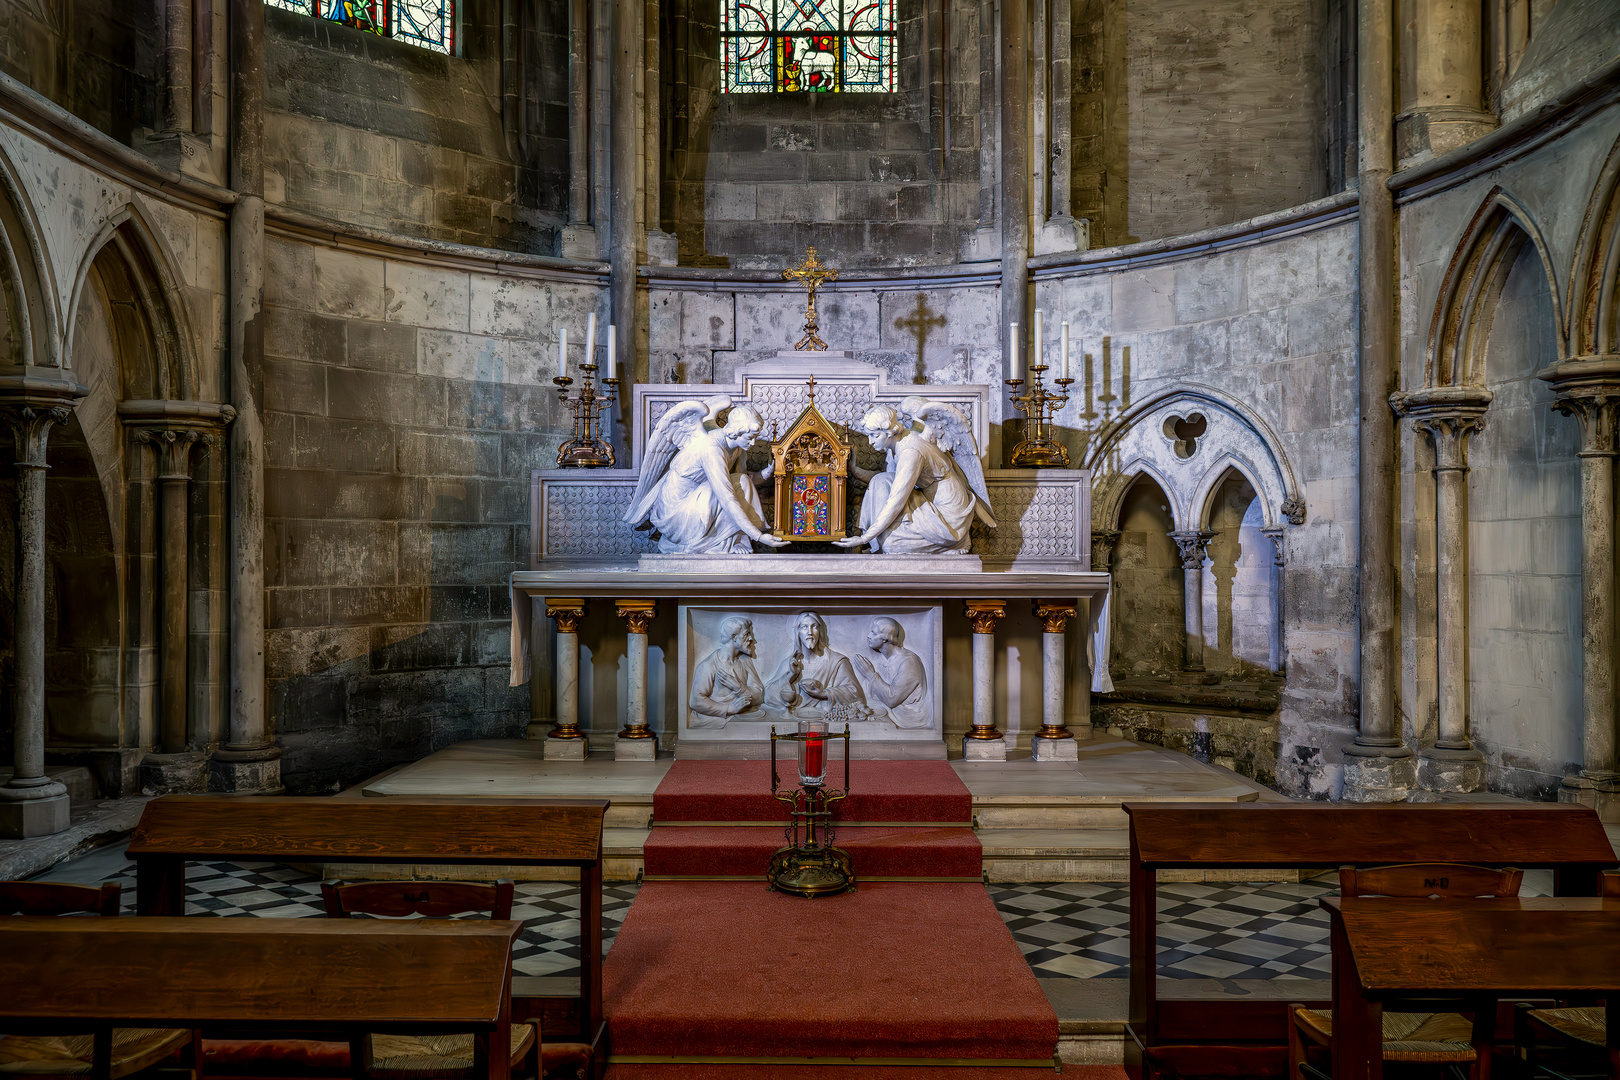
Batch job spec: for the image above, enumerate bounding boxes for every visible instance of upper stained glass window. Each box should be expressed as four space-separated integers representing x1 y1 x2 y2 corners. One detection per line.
266 0 456 56
722 1 896 94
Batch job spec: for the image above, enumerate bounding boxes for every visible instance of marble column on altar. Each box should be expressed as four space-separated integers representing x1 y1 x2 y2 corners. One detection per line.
616 599 657 760
1033 601 1079 761
963 600 1007 760
1541 359 1620 820
126 406 234 795
1170 530 1215 673
1396 387 1491 793
546 599 588 761
0 391 84 838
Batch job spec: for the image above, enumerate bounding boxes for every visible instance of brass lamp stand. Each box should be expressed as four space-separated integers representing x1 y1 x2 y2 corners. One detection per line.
553 362 619 468
1006 362 1074 468
767 722 854 898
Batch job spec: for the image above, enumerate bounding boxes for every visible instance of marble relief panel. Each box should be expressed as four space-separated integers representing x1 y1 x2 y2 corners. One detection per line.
678 605 943 741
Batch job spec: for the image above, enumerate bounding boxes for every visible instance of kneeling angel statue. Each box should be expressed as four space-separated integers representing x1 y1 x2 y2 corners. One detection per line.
836 397 996 554
625 396 788 553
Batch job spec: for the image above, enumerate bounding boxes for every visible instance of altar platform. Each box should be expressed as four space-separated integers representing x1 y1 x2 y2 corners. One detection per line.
348 735 1283 884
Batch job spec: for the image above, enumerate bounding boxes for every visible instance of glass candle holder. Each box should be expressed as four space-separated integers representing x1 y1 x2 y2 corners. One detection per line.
797 720 828 786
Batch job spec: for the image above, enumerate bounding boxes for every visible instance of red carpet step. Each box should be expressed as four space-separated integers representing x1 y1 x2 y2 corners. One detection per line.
606 1065 1123 1079
652 760 972 825
604 882 1057 1064
643 826 982 880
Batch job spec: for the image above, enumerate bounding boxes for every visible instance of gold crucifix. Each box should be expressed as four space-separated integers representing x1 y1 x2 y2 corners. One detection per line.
783 247 839 352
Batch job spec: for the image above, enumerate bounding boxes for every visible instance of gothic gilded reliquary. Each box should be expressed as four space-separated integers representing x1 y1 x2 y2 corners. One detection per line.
770 380 851 542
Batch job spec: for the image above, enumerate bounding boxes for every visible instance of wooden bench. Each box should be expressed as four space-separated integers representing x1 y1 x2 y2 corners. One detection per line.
127 795 609 1061
1324 895 1620 1080
1122 801 1618 1080
0 916 523 1080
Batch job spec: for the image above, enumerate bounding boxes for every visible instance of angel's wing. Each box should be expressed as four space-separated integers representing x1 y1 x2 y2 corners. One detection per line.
626 399 713 526
901 397 996 528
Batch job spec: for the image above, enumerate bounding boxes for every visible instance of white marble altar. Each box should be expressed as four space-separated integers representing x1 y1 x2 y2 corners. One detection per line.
511 352 1111 759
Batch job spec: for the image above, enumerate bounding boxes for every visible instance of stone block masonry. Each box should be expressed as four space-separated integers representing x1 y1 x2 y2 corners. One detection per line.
260 235 601 793
261 5 571 255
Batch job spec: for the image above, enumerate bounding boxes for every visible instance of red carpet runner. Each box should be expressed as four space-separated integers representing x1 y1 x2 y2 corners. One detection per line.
643 760 981 882
603 762 1059 1075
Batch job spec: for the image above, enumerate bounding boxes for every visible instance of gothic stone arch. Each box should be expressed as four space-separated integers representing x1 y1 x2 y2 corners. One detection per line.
1084 386 1304 535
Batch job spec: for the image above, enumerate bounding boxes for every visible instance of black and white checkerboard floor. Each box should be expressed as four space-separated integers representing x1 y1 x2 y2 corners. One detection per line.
37 851 1555 982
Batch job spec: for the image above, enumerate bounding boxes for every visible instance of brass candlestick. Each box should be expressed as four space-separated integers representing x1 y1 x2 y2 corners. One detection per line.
553 363 618 468
1006 363 1074 468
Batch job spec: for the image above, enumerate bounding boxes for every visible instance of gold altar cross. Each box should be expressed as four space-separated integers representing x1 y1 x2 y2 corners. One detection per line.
783 247 839 352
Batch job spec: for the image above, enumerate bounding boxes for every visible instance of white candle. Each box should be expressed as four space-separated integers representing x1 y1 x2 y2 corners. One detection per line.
1009 321 1019 381
1034 310 1043 372
1061 321 1070 380
584 312 597 371
558 327 568 379
607 324 617 380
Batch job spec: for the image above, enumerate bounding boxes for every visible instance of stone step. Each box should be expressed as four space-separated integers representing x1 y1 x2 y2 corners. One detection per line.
974 805 1132 829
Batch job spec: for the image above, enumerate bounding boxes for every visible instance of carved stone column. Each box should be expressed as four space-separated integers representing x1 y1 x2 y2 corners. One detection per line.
615 599 656 760
1541 359 1620 820
1259 526 1286 674
1032 601 1079 761
1395 388 1491 793
546 599 589 761
1169 531 1214 673
0 392 83 838
1396 0 1496 164
963 600 1007 760
133 427 209 793
215 0 282 795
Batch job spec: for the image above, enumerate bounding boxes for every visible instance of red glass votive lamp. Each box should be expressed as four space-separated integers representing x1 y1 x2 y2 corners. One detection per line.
798 720 828 786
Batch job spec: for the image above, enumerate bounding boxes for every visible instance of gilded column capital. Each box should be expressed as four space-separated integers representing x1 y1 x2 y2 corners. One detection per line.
545 599 588 633
1033 601 1077 634
964 599 1006 634
1169 530 1215 571
615 598 657 635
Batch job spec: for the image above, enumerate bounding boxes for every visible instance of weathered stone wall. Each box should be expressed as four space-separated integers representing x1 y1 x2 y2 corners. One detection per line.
1110 477 1182 677
646 272 1010 447
1070 0 1334 247
259 234 599 792
0 0 161 147
662 0 978 268
1036 206 1362 799
264 1 571 254
1202 473 1275 674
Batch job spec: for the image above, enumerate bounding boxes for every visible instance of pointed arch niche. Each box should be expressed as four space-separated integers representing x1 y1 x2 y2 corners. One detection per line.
1396 185 1571 796
1083 387 1299 782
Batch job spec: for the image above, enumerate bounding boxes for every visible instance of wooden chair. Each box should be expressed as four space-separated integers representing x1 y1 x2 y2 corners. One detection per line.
1513 870 1620 1079
1288 863 1524 1080
0 881 194 1080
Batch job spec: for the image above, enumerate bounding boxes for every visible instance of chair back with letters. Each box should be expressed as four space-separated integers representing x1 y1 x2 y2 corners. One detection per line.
1338 862 1522 899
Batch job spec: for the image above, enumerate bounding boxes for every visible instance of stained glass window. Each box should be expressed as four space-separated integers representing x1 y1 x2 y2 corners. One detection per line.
265 0 456 56
722 1 896 93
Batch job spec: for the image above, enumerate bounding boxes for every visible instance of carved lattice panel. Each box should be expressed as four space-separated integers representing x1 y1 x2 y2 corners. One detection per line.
544 483 658 556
